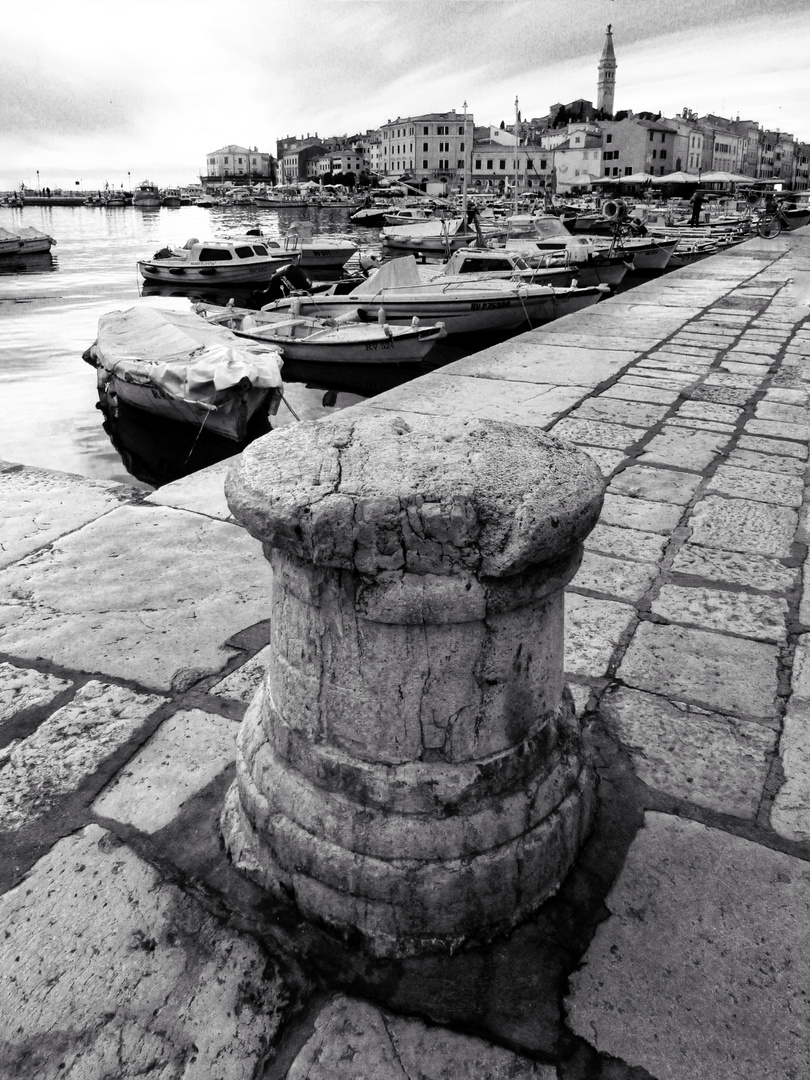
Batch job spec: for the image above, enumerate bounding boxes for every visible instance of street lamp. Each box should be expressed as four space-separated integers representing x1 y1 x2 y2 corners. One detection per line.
36 170 40 192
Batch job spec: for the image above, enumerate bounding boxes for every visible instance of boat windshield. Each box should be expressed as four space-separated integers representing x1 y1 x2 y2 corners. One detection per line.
234 246 255 259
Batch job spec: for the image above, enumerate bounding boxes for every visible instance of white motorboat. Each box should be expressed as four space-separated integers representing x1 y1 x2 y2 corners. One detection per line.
83 305 284 441
383 206 434 226
381 215 481 254
137 237 299 286
195 301 447 366
260 255 608 336
231 221 358 273
419 247 576 288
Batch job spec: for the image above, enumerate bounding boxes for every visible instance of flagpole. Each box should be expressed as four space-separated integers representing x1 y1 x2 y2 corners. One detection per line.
462 100 469 221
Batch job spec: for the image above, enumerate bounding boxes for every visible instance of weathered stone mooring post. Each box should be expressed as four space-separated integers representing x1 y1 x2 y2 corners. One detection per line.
221 412 605 957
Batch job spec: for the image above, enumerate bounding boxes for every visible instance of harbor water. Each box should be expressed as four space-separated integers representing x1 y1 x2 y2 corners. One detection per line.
0 202 462 490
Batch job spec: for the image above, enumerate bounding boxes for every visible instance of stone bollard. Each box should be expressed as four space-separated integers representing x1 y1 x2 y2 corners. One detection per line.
221 412 605 958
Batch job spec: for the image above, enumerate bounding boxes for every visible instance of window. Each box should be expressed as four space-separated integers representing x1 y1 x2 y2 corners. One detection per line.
613 167 619 176
460 142 464 151
439 159 449 170
606 134 612 143
625 166 633 175
423 143 428 152
660 149 667 160
499 160 506 170
660 133 666 142
475 159 481 169
423 127 428 134
252 245 268 257
457 160 464 168
486 160 493 170
458 126 464 135
224 156 230 163
648 132 654 142
423 160 428 169
652 149 657 158
540 158 547 169
235 246 254 259
198 248 233 262
238 157 243 164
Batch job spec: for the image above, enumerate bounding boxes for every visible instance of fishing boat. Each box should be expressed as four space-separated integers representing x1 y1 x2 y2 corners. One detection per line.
230 222 358 272
83 305 284 441
383 206 435 226
137 237 299 286
132 180 161 208
194 300 447 366
259 254 608 335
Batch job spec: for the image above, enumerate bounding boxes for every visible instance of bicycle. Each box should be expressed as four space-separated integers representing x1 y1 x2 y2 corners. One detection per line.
756 195 800 238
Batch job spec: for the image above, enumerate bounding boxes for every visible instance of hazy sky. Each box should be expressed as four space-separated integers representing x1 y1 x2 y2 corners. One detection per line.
2 0 807 190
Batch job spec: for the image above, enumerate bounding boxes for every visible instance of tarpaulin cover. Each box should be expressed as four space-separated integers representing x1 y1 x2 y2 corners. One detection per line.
93 306 283 405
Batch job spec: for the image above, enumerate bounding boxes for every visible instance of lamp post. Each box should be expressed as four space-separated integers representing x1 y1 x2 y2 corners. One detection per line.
36 170 40 193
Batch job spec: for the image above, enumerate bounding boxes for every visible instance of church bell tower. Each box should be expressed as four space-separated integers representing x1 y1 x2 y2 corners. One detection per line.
597 24 617 117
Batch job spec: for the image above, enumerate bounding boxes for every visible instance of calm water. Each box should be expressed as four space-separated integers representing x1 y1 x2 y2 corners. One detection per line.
0 202 429 490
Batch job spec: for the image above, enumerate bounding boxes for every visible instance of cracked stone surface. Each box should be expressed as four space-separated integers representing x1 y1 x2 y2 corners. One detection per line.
0 504 273 691
601 686 777 817
210 646 273 704
0 824 288 1079
0 680 166 830
566 813 810 1080
286 994 555 1080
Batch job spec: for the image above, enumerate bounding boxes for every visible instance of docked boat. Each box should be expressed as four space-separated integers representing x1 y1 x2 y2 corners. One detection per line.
259 254 608 335
419 247 577 288
195 301 447 366
161 188 182 207
0 226 56 256
231 222 358 272
349 203 396 227
137 237 299 286
381 215 481 254
83 305 284 441
133 180 161 208
383 206 434 226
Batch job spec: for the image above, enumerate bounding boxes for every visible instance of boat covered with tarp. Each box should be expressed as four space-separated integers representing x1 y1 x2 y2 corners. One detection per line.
84 305 284 441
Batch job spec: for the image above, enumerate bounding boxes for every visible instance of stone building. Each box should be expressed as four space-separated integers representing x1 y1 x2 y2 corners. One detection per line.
201 144 275 188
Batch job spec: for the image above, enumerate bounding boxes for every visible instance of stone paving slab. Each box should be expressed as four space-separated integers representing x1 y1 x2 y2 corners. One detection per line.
601 687 777 818
0 661 73 730
0 824 288 1079
0 503 273 692
92 708 238 833
286 995 555 1080
565 812 810 1080
0 681 166 831
0 463 137 570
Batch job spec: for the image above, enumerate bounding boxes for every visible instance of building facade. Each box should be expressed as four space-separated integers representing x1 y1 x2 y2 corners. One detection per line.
379 110 474 191
202 145 275 187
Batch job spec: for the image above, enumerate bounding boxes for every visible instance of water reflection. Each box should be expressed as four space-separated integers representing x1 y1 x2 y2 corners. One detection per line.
0 252 57 275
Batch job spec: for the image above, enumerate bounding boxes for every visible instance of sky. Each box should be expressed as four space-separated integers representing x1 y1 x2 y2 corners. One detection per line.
2 0 808 191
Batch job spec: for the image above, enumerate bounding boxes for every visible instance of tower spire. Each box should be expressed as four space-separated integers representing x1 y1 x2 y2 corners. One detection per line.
597 24 617 117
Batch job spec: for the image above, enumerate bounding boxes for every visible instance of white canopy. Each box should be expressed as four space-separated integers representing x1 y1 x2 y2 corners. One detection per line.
617 172 656 184
657 171 697 184
698 171 751 184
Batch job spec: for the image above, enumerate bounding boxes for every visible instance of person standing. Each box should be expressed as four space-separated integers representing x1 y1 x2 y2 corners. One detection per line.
689 188 706 226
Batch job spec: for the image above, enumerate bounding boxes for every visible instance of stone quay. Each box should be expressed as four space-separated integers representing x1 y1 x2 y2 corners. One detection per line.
0 227 809 1078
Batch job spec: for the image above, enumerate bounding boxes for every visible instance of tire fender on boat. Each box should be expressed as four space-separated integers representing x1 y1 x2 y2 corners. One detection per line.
602 199 627 223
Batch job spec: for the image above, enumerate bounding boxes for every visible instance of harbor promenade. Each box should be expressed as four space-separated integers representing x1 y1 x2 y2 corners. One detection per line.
1 228 809 1078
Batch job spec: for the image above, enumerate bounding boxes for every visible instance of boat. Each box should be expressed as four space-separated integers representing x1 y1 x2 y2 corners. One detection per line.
230 222 358 273
0 226 56 256
161 188 182 207
380 215 481 254
193 300 447 366
419 247 577 288
383 206 434 226
349 203 396 227
137 237 300 286
259 254 609 336
83 305 284 442
133 180 161 208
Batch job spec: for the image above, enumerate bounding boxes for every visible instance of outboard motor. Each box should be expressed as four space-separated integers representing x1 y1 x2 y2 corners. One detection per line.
247 262 313 307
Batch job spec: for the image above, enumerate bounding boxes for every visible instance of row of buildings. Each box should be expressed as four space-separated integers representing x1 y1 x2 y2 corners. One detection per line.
200 27 809 195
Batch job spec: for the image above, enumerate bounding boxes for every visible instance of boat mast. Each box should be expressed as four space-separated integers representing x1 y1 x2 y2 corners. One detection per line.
514 96 520 215
462 100 469 222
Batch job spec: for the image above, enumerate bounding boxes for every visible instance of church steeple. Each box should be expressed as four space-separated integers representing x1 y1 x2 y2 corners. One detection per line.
597 24 617 117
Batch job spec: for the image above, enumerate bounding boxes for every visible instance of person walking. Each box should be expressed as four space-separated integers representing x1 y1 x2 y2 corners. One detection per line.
689 188 706 226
